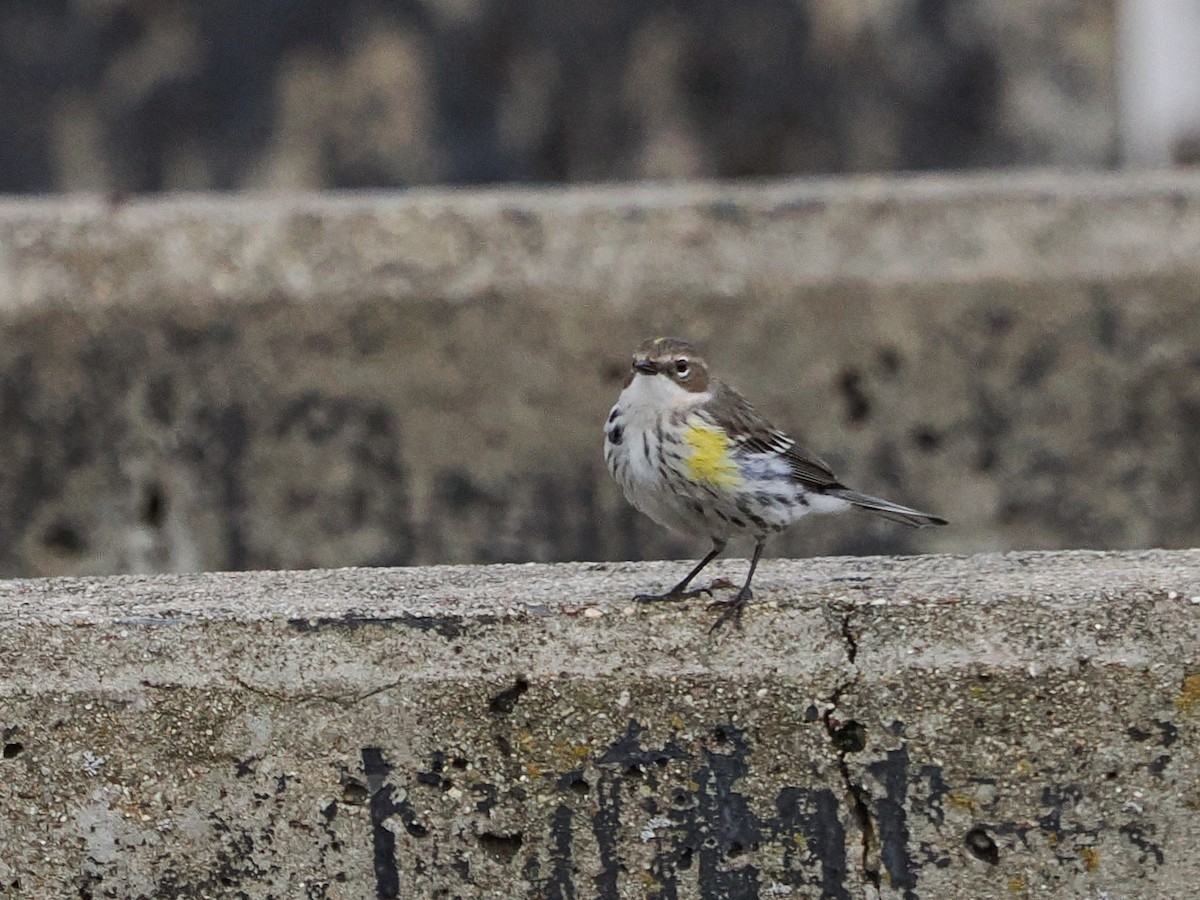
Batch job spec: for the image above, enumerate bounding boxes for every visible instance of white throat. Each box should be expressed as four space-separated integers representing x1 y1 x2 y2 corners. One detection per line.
618 373 708 427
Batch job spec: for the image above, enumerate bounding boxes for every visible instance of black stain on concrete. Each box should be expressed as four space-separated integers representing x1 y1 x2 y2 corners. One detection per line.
436 468 501 513
774 787 850 899
287 612 473 639
41 519 88 556
590 720 846 898
179 403 251 568
557 769 590 796
823 679 880 892
488 676 530 714
591 772 623 897
1119 821 1165 866
1037 783 1096 849
1127 720 1178 747
151 812 272 897
540 804 576 899
916 764 953 827
139 481 166 528
692 726 762 897
362 747 401 899
397 612 470 638
416 750 453 791
352 718 1162 896
1145 754 1172 778
1015 338 1060 388
838 367 871 423
473 781 500 815
598 719 688 770
868 746 917 900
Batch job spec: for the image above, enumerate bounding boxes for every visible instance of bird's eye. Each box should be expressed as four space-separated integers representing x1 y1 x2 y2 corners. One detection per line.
675 359 691 377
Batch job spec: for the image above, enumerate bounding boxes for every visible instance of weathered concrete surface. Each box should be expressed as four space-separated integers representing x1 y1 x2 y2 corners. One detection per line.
0 0 1114 193
4 173 1200 577
2 549 1200 897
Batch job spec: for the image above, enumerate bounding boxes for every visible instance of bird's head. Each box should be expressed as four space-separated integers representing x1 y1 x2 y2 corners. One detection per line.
627 337 711 394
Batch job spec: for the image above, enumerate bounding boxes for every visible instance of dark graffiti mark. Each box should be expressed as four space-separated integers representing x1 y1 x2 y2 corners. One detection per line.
1037 782 1100 864
589 720 855 899
489 676 530 714
542 804 576 900
1146 754 1172 778
356 720 1164 896
151 812 272 897
1119 821 1165 866
592 772 623 897
693 726 762 898
599 720 689 770
1127 720 1179 748
868 746 917 900
362 748 400 899
473 781 500 815
417 751 450 790
557 769 590 796
775 787 851 899
916 764 953 827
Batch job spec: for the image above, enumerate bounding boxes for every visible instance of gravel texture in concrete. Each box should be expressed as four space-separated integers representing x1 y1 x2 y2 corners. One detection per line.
2 549 1199 897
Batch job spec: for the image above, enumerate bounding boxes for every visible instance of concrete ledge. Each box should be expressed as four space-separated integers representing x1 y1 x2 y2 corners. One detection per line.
3 549 1200 897
6 172 1200 313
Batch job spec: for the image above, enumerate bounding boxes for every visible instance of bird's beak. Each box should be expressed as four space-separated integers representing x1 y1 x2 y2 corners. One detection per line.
633 359 659 375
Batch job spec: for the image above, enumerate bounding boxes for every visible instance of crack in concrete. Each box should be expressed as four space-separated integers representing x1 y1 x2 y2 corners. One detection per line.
822 607 880 891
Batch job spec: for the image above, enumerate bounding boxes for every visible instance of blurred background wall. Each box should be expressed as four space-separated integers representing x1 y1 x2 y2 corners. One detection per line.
4 0 1116 193
2 0 1200 579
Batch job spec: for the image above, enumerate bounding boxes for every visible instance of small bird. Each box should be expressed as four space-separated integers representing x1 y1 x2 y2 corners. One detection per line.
604 337 947 630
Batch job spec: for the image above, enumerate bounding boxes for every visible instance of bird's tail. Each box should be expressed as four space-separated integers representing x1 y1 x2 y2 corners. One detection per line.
827 489 948 528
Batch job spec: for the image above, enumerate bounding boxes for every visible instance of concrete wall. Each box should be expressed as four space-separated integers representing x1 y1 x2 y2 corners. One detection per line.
3 172 1200 578
1 1 1115 193
2 550 1199 897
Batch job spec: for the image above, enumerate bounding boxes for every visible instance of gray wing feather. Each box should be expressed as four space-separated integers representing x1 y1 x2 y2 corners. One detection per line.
711 381 842 492
710 381 948 526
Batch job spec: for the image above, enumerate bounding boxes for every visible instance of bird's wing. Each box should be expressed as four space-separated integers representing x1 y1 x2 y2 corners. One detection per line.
711 381 843 492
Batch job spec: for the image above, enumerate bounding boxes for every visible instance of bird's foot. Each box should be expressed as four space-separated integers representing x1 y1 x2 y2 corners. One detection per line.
634 578 735 604
707 586 753 632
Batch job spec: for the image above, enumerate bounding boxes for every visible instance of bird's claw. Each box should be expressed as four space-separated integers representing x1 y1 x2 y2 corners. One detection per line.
707 587 753 633
634 578 736 604
634 586 712 604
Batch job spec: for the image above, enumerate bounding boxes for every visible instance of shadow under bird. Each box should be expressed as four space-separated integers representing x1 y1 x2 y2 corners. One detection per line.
604 337 947 630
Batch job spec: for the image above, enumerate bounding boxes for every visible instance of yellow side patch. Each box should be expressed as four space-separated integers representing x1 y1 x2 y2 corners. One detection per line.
682 424 742 487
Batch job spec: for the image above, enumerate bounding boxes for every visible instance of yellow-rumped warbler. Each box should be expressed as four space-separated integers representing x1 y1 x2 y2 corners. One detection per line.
605 337 947 630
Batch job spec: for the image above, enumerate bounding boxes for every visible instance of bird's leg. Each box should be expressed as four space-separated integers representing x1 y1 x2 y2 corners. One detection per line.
634 540 728 603
708 538 765 631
